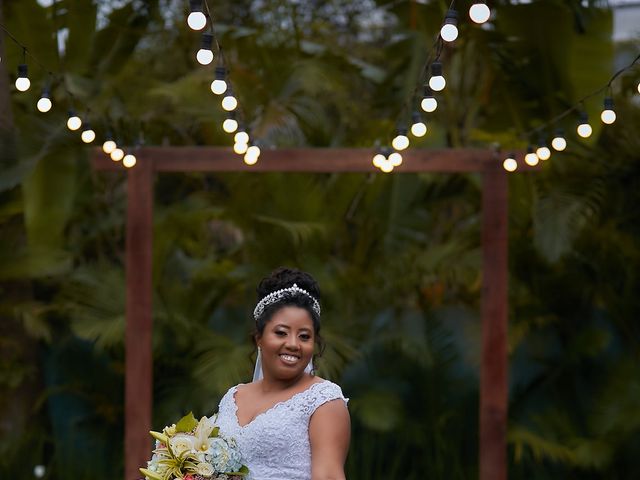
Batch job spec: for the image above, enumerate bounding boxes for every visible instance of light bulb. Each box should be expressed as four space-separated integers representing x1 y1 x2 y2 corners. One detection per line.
391 131 409 151
372 153 386 168
187 1 206 31
244 145 260 165
210 67 227 95
187 12 206 30
601 109 616 125
234 142 249 155
388 152 403 167
37 91 52 113
103 139 116 154
15 77 30 91
110 148 124 162
524 147 539 166
503 155 517 172
429 62 446 92
380 162 394 173
600 97 616 125
421 87 437 112
637 81 640 94
15 64 30 92
223 118 238 133
221 94 238 111
67 112 82 131
577 123 592 138
577 113 592 138
123 154 137 168
234 131 249 144
197 49 214 65
81 128 96 144
551 131 567 152
196 33 214 65
536 146 551 161
410 112 427 137
440 10 459 43
469 2 491 24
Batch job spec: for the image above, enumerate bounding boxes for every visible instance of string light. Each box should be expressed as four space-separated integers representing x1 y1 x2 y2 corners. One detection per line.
196 33 214 65
391 128 410 151
210 66 227 95
81 124 96 143
420 86 438 113
222 113 238 133
372 152 386 169
469 1 491 24
36 88 52 113
187 0 207 31
517 54 639 160
110 147 124 162
66 111 82 131
503 153 517 172
576 112 592 138
233 142 248 154
410 112 427 137
429 62 446 92
244 145 260 165
221 90 238 111
123 153 137 168
536 138 551 161
524 146 539 166
15 64 30 92
600 97 616 125
234 130 249 144
380 161 394 173
388 151 403 167
551 129 567 151
440 10 459 43
102 136 117 154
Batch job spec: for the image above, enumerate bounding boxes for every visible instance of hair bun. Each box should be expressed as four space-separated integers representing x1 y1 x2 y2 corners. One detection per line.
257 267 321 301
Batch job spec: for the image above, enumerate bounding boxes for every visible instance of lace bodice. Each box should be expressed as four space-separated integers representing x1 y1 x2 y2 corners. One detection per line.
214 380 348 480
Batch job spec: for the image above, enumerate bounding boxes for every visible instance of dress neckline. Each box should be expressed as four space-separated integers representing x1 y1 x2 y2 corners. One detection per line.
231 380 327 428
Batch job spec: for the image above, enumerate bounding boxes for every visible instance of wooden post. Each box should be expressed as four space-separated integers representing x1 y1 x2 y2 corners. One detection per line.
480 163 509 480
124 156 154 480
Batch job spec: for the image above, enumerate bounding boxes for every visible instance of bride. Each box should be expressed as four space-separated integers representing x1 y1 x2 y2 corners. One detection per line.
214 268 350 480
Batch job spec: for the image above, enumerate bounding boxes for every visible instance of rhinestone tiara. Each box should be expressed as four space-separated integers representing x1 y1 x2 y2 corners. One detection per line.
253 283 321 320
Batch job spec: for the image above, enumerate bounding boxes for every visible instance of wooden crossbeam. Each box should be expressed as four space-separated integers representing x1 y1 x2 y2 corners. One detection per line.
93 147 501 173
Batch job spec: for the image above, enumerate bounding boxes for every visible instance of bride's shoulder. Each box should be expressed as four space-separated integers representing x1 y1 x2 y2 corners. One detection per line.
308 377 349 407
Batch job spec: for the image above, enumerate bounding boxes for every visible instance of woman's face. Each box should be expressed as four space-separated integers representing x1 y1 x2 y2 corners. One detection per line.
257 306 315 381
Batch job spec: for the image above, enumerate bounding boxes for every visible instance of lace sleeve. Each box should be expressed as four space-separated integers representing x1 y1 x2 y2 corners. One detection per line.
307 381 349 417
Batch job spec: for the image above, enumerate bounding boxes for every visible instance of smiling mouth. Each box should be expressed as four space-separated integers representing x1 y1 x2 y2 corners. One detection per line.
279 354 301 363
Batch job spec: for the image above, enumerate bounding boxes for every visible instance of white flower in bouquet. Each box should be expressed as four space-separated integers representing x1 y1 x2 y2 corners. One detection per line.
193 415 217 453
196 462 215 476
169 434 195 456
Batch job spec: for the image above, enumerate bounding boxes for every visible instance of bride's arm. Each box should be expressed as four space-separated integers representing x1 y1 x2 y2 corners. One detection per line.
309 399 351 480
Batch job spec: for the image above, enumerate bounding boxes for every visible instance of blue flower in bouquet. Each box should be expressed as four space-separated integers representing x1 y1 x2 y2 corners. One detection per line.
206 437 243 473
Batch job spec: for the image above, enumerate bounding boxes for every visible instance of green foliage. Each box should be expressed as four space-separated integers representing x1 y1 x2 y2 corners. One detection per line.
1 1 639 479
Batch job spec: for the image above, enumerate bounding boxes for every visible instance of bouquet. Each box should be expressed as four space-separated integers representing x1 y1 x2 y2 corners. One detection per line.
140 412 249 480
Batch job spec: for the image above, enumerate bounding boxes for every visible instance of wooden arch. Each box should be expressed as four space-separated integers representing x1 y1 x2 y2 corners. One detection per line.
94 146 514 480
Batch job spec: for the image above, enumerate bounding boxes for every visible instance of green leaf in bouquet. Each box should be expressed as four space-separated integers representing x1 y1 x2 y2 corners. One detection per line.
150 430 169 445
210 426 220 438
175 412 198 432
139 468 163 480
227 465 250 476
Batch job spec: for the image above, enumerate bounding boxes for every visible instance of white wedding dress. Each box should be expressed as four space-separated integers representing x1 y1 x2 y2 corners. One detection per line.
215 380 348 480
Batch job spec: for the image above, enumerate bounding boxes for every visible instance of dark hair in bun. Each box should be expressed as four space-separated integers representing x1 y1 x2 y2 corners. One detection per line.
254 267 324 353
